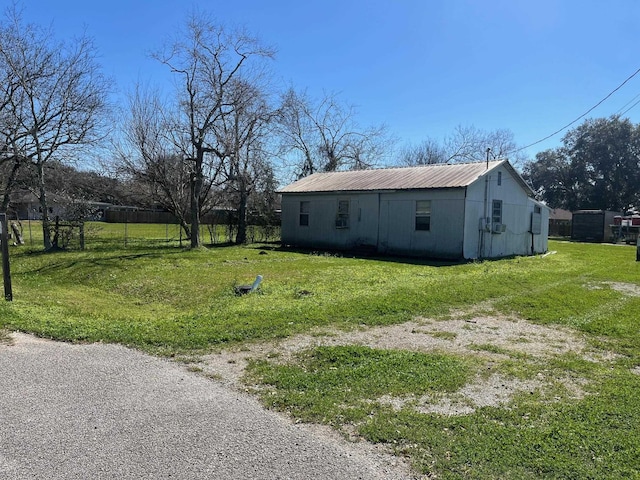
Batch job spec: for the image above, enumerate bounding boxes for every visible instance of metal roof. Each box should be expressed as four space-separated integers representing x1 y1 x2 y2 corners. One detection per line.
550 208 573 221
279 160 533 195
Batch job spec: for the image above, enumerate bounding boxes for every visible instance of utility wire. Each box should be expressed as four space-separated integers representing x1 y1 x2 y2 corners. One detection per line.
616 91 640 114
619 96 640 117
508 67 640 155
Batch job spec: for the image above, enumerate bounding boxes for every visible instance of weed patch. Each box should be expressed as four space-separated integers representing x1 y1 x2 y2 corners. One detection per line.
0 329 11 345
245 345 472 425
359 371 640 478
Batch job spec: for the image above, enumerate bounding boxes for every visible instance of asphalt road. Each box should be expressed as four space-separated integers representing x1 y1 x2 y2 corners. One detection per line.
0 333 412 479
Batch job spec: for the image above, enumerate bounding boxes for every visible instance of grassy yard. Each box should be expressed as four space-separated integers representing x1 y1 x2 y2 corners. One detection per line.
1 232 639 478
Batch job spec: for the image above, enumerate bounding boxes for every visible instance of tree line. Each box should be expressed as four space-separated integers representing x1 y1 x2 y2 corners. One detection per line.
523 116 640 213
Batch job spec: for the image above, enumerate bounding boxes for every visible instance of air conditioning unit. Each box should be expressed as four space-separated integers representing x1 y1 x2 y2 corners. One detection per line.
492 223 506 234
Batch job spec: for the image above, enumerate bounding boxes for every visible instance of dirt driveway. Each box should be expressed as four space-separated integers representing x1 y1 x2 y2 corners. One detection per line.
198 313 617 416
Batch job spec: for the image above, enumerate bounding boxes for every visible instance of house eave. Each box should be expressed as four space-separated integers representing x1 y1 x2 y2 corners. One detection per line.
278 186 466 195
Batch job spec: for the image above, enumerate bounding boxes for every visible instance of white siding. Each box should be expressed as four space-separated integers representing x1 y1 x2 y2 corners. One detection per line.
528 199 550 254
378 190 465 258
281 193 379 249
282 190 465 258
281 163 547 260
463 165 547 259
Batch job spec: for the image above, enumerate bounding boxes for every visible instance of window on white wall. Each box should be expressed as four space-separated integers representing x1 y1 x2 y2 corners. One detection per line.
497 171 502 186
299 201 310 226
335 200 350 228
415 200 431 231
492 200 502 224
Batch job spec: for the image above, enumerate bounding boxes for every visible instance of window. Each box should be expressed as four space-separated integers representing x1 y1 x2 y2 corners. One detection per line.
335 200 349 228
415 200 431 231
497 171 502 186
299 201 310 226
492 200 502 224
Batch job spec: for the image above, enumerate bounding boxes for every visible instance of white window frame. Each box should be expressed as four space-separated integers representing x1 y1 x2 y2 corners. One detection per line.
492 199 502 224
415 200 431 231
335 199 350 229
299 201 310 227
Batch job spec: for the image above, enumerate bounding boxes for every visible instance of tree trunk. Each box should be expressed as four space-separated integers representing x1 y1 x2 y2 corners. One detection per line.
51 216 60 249
190 155 203 248
37 162 52 250
190 178 201 247
180 220 191 242
235 184 248 244
1 157 22 212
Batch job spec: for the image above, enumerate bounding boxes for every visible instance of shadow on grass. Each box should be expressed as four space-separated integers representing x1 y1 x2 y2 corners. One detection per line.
19 248 187 274
256 244 470 268
203 241 236 249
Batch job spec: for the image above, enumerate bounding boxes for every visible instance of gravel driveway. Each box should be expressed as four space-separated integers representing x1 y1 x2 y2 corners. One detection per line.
0 333 412 480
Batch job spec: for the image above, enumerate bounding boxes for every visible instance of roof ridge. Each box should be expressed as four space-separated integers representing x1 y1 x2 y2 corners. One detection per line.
313 159 505 175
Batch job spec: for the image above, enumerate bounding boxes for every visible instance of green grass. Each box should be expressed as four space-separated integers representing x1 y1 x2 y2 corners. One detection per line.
359 370 640 479
245 345 472 425
1 233 640 478
16 220 263 249
4 238 639 356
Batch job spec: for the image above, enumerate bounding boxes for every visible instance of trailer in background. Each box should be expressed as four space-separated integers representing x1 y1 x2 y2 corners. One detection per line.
611 214 640 244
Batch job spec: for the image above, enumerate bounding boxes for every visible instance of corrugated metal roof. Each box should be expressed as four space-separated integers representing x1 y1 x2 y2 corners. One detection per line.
279 160 531 194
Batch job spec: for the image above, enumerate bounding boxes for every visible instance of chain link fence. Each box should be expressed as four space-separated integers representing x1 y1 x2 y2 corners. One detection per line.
15 220 280 250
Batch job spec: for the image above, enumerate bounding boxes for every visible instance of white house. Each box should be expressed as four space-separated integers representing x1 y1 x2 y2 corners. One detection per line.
279 160 549 260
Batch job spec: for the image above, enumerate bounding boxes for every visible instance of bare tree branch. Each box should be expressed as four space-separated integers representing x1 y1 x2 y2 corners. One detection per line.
0 7 110 249
118 13 275 247
276 89 392 178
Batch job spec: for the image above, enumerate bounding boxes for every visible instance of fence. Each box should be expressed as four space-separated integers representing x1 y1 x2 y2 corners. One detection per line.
104 209 235 225
15 220 280 250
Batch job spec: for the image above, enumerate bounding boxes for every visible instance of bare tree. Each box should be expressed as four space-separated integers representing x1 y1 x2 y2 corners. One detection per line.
217 79 276 244
118 86 194 237
0 7 110 249
277 89 390 178
0 11 27 212
397 138 447 166
398 125 528 167
153 13 274 247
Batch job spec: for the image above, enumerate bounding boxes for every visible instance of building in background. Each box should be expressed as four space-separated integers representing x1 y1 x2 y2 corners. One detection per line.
571 210 620 243
279 160 549 260
549 208 572 237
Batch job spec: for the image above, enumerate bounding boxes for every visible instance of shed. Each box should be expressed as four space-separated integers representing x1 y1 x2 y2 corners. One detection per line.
279 160 549 260
571 210 621 243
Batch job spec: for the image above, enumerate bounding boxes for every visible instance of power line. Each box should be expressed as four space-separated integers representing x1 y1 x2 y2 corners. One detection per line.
619 96 640 117
616 91 640 114
509 67 640 155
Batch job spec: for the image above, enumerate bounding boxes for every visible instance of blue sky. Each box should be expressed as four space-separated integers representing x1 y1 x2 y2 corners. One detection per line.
16 0 640 162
